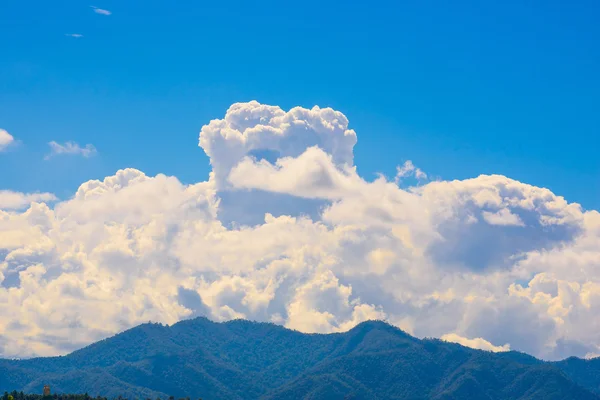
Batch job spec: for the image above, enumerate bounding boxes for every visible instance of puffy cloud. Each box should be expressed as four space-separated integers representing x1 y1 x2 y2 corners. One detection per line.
0 129 15 152
417 176 585 272
45 141 97 160
0 191 57 210
228 146 363 199
199 101 357 189
441 333 510 352
0 101 598 361
482 208 524 226
286 270 386 333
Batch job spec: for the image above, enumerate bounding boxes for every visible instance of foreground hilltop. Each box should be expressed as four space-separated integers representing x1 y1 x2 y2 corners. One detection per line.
1 318 600 400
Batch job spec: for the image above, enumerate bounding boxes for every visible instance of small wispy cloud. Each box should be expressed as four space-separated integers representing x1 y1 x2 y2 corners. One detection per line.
45 141 97 160
441 333 510 353
395 160 427 183
65 34 84 38
0 129 15 152
91 6 112 15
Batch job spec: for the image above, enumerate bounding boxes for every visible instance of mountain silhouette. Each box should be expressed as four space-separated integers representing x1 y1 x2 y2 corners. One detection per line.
1 318 599 400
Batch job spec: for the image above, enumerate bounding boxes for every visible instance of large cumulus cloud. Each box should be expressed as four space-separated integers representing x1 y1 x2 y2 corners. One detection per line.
0 101 598 360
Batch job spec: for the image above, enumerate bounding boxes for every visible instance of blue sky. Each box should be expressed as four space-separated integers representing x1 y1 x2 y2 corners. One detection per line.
0 0 598 209
2 0 600 360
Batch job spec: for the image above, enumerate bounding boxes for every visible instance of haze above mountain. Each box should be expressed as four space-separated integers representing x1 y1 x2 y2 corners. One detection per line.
1 318 600 400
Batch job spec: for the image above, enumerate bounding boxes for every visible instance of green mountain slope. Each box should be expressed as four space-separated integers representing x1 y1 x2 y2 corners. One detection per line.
1 318 598 400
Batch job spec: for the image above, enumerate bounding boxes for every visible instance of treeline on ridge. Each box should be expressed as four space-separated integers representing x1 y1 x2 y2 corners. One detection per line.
2 393 203 400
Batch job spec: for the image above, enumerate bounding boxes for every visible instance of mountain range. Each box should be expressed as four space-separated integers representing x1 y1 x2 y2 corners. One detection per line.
1 318 600 400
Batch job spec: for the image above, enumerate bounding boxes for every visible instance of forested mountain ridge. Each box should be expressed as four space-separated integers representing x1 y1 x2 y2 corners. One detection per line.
1 318 599 400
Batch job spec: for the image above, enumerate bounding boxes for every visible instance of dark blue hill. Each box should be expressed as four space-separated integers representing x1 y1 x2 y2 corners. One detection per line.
1 318 598 400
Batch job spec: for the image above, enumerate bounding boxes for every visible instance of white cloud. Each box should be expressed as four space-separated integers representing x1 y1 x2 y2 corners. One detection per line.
286 270 386 333
45 141 97 160
228 146 363 199
482 208 525 226
91 6 111 15
441 333 510 352
0 129 15 152
65 34 83 38
199 101 357 189
0 191 58 210
395 160 427 182
0 101 598 361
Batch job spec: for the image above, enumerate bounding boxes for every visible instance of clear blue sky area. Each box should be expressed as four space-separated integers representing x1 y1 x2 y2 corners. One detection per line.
0 0 598 209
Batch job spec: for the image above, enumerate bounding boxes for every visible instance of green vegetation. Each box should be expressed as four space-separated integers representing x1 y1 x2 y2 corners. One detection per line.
1 318 599 399
1 391 202 400
2 393 103 400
